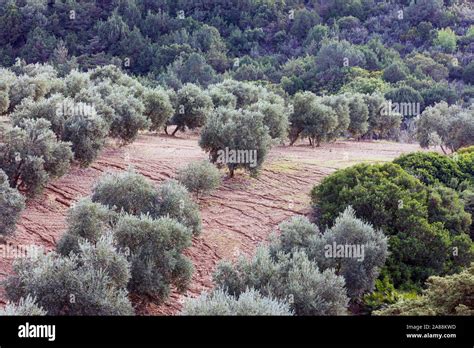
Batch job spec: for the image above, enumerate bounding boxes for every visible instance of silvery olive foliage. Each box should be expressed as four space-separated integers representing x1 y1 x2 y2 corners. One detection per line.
0 169 25 235
181 288 293 316
417 102 474 153
57 198 115 256
0 295 46 316
270 208 388 300
155 180 202 235
1 0 473 319
177 160 221 197
213 247 349 315
0 118 73 196
169 83 213 136
199 107 272 177
113 214 193 300
91 169 160 216
5 239 134 316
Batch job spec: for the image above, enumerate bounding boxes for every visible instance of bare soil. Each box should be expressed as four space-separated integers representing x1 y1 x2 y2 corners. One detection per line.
0 132 423 314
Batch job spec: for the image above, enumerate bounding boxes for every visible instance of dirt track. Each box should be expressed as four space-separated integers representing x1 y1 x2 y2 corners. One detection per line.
0 133 423 314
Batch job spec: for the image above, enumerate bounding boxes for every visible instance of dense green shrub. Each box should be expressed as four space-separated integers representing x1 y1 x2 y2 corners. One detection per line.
177 160 221 197
0 118 73 196
461 190 474 239
311 163 473 289
200 107 271 177
362 276 417 313
182 288 293 316
113 214 193 300
457 146 474 155
457 152 474 179
394 152 464 186
463 61 474 85
434 28 457 53
427 186 472 236
375 264 474 316
214 247 349 315
383 62 409 83
421 84 457 107
384 86 424 119
0 169 25 235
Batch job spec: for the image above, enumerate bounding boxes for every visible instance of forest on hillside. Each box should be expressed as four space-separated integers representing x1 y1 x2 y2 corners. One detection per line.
0 0 472 318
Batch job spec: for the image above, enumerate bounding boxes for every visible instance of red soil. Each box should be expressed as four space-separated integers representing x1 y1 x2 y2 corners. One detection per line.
0 133 423 314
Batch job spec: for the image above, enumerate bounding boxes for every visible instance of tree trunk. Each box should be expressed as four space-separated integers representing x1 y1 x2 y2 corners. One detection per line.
229 168 234 178
289 129 302 146
12 160 24 188
164 126 168 135
308 138 313 146
171 125 180 136
440 145 447 155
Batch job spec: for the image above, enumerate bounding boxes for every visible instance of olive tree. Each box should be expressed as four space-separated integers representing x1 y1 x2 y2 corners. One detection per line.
155 180 202 235
0 118 73 196
142 87 174 132
177 160 221 198
214 248 348 315
10 94 67 137
5 237 134 315
169 83 213 136
364 93 401 139
106 86 149 144
0 169 25 235
250 100 288 140
346 93 369 140
91 169 160 216
182 288 293 316
270 208 388 300
0 295 46 316
417 103 474 153
57 198 115 256
199 107 272 177
289 91 338 146
62 107 109 165
113 214 193 300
